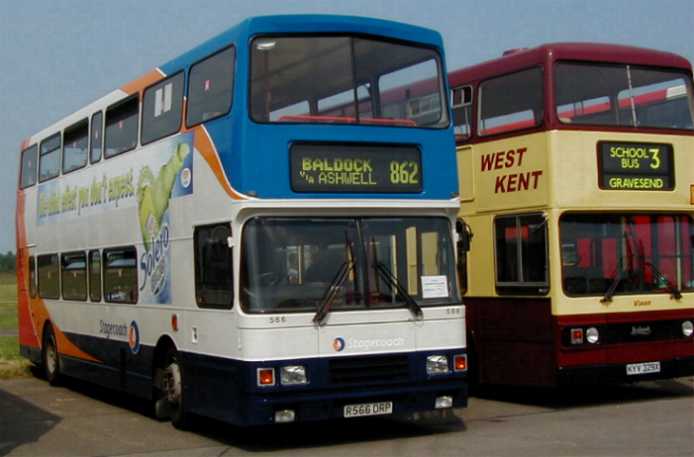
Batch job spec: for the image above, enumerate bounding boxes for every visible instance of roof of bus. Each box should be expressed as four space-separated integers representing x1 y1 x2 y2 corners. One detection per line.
21 14 445 151
448 42 693 85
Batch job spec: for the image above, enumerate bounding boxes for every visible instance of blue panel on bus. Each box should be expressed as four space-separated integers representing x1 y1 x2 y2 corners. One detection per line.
155 15 457 201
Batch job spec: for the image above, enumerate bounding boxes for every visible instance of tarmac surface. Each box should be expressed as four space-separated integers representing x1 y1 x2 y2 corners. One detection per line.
0 375 692 457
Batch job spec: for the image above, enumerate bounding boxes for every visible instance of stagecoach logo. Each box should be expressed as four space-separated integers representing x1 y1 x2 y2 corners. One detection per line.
128 321 141 354
332 336 406 352
631 325 652 337
332 337 345 352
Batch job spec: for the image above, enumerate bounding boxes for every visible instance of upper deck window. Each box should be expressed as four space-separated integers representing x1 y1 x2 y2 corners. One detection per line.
62 119 88 174
39 133 61 182
19 144 37 189
105 96 139 159
142 72 184 144
90 111 103 163
250 36 447 128
187 47 235 127
555 62 694 130
478 68 544 136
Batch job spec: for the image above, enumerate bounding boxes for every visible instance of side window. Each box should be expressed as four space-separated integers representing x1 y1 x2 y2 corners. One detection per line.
90 111 103 163
28 256 37 298
61 252 87 301
452 85 473 139
38 254 60 299
103 246 138 304
194 224 233 309
19 144 38 189
39 133 61 182
89 250 102 302
63 119 89 174
141 72 184 145
105 96 139 159
479 67 544 136
187 46 235 127
495 214 548 295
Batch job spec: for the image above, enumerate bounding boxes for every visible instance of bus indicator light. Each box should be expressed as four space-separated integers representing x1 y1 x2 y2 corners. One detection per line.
454 354 467 371
570 328 584 345
690 185 693 205
257 368 275 386
171 314 178 332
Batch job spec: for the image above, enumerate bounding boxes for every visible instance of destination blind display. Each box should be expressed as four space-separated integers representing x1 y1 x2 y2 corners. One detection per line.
598 142 674 191
290 144 422 193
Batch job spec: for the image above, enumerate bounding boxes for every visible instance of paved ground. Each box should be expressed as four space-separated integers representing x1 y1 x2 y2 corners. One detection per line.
0 375 692 457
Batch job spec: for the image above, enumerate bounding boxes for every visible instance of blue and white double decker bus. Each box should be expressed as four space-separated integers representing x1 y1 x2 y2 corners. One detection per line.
16 15 467 427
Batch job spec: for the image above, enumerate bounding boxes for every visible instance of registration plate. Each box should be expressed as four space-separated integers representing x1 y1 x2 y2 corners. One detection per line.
626 361 661 376
343 401 393 418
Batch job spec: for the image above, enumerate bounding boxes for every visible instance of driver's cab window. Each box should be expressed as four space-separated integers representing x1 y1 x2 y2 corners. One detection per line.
194 223 233 309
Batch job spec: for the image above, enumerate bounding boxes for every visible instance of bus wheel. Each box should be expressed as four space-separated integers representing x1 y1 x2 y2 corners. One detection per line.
163 349 190 430
42 325 61 386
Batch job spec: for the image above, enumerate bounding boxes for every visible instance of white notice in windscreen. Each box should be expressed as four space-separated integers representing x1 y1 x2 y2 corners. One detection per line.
421 275 448 299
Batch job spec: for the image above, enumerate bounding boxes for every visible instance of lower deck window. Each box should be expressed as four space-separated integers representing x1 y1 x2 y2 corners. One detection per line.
495 214 548 294
103 247 138 304
61 252 87 301
560 213 693 296
38 254 60 299
89 250 102 302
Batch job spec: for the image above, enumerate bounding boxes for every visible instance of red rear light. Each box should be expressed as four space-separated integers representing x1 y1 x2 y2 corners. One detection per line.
570 328 584 345
454 354 467 372
257 368 275 386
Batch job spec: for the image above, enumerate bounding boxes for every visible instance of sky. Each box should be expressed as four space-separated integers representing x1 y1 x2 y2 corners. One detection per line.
1 0 692 253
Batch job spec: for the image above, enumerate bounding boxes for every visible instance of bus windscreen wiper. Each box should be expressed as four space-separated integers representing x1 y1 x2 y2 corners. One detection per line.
374 261 423 320
312 261 353 326
645 261 682 300
313 234 357 326
601 270 625 303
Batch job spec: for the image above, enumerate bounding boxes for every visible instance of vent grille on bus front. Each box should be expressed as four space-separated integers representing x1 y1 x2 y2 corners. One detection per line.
329 354 410 385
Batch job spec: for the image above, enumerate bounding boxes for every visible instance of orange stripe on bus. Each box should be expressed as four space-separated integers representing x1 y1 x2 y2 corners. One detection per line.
193 126 247 201
121 69 164 96
15 190 101 363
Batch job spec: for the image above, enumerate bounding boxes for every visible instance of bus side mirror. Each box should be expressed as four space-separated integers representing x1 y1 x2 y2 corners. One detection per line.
456 219 472 253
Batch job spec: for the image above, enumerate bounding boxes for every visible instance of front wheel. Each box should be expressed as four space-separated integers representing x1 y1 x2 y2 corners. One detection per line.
162 350 191 429
42 326 61 386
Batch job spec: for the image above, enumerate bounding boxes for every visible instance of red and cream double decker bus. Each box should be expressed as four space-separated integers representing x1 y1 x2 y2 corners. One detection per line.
449 43 694 386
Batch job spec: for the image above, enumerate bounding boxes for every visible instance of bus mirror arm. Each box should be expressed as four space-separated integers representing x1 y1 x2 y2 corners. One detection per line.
456 219 473 253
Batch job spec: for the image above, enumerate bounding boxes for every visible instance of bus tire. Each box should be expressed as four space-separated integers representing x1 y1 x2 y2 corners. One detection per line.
42 325 61 386
163 349 191 430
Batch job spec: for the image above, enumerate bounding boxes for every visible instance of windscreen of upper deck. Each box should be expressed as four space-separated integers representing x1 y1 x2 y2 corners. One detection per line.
250 36 447 128
555 63 694 130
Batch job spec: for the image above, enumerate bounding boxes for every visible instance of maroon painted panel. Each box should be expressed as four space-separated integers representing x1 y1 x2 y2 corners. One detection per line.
449 42 691 88
465 297 556 386
555 308 694 368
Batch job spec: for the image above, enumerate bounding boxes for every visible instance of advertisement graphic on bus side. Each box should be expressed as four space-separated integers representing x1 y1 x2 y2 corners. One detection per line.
36 133 194 304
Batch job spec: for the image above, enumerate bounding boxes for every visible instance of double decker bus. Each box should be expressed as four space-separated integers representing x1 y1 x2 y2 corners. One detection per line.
15 15 468 427
449 43 694 386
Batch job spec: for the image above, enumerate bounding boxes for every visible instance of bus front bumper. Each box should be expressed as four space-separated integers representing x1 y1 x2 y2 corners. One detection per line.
240 379 468 426
557 356 694 385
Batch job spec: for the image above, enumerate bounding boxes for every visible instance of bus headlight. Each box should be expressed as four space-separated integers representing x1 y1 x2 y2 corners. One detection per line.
682 321 694 337
426 355 449 375
280 365 308 385
586 327 600 344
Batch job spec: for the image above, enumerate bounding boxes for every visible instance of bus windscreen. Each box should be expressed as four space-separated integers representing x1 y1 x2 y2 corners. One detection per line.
250 36 447 128
555 63 694 130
